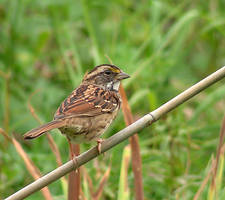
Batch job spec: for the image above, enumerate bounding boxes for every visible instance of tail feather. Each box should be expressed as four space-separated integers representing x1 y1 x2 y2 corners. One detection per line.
23 120 65 140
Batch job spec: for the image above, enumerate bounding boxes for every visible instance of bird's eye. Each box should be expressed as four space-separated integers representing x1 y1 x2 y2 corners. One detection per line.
104 70 112 75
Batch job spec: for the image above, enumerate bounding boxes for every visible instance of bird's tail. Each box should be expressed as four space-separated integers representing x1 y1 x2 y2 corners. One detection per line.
23 120 65 140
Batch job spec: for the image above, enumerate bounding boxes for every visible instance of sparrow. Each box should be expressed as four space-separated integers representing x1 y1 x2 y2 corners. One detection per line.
23 64 130 155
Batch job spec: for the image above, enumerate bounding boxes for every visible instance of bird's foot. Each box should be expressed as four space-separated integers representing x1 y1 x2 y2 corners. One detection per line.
97 138 104 155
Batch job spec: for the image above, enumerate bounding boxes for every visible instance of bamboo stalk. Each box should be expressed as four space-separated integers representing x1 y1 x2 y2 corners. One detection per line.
6 66 225 200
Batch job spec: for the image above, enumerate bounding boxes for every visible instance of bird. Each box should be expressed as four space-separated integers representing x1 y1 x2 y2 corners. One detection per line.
23 64 130 156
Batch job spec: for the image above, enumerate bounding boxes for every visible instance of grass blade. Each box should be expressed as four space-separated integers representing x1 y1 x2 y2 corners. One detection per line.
118 145 131 200
81 0 101 64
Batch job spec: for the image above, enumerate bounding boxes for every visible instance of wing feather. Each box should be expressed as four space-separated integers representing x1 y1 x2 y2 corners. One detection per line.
54 84 120 120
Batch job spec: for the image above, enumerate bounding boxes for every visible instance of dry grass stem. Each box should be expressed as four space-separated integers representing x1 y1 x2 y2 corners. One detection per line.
93 166 111 200
82 165 111 200
27 91 64 167
83 167 94 195
0 128 11 142
12 138 53 200
193 157 216 200
194 114 225 200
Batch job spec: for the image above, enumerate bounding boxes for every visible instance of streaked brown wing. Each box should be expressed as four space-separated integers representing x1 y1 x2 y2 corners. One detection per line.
54 84 120 119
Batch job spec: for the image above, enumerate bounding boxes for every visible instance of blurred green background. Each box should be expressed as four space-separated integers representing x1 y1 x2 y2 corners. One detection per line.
0 0 225 199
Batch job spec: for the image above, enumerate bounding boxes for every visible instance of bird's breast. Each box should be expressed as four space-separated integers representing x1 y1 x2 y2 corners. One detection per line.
59 109 119 144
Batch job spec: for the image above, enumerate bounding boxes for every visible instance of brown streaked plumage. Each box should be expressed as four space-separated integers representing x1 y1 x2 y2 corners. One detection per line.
23 64 130 148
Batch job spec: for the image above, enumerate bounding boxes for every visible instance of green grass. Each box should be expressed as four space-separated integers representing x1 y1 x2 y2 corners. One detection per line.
0 0 225 199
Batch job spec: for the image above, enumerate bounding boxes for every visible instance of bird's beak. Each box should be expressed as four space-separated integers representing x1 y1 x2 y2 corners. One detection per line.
117 72 130 80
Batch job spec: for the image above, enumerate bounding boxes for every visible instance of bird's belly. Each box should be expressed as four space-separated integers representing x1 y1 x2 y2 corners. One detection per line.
59 125 86 143
59 112 118 144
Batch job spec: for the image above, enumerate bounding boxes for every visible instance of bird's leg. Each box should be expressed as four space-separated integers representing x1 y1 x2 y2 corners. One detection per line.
68 138 78 173
68 139 74 158
97 138 104 154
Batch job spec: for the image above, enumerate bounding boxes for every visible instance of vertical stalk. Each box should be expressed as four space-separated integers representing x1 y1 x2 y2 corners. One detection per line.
68 144 80 200
119 85 144 200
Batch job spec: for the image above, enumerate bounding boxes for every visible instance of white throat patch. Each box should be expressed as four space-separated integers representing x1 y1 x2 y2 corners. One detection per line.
113 81 120 91
106 81 120 91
